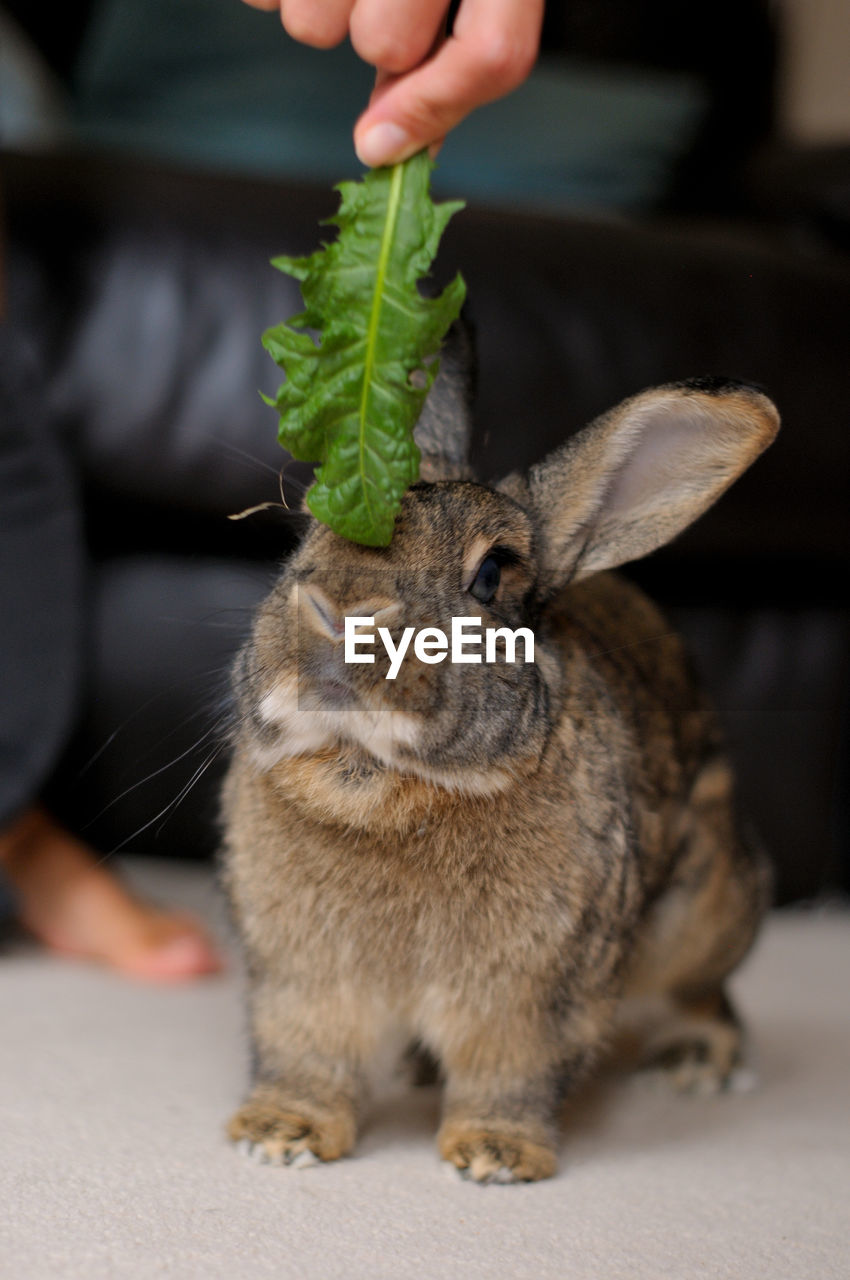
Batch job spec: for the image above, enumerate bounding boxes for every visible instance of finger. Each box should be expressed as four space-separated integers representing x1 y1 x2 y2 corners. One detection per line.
240 0 280 9
353 0 543 167
362 67 447 155
278 0 354 48
348 0 449 75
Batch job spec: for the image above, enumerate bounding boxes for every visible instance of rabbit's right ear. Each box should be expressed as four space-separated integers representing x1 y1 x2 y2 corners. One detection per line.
414 316 477 481
510 379 779 596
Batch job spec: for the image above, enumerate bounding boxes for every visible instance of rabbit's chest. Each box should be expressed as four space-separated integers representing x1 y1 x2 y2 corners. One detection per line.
274 797 625 980
226 733 641 993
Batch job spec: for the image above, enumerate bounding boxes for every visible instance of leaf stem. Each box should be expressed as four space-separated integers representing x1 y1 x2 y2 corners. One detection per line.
357 159 406 525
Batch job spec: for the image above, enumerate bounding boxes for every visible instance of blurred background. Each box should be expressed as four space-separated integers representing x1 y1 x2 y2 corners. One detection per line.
1 0 848 904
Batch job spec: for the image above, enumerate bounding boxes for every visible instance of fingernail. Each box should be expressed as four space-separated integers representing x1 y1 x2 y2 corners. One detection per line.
355 122 412 168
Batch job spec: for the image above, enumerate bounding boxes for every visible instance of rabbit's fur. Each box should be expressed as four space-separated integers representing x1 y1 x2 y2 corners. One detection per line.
222 338 779 1182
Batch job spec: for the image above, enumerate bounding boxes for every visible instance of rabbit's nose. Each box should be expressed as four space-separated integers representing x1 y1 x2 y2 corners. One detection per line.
298 584 401 641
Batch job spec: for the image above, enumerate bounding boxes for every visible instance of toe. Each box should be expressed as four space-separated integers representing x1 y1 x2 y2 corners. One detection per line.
115 928 222 982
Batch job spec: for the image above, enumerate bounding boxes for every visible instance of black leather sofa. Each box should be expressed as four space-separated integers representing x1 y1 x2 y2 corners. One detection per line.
2 0 848 904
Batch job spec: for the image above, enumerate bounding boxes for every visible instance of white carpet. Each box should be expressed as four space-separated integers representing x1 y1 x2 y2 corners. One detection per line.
2 857 848 1280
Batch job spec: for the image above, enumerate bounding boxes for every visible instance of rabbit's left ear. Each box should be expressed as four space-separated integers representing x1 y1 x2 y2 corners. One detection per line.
414 317 476 481
515 379 779 594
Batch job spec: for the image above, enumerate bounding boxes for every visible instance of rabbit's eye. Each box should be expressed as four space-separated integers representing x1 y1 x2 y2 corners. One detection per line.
469 555 502 605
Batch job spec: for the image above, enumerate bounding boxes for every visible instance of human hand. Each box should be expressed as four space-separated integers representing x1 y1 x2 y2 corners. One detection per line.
241 0 544 166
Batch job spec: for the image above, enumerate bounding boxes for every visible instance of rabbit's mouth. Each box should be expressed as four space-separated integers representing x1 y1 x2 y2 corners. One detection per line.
249 671 422 770
247 668 520 802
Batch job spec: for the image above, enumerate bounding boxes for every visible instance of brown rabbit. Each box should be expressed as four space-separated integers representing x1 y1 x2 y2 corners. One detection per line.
222 340 779 1183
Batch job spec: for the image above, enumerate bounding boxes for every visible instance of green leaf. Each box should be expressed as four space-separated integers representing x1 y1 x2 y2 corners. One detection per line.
263 152 466 546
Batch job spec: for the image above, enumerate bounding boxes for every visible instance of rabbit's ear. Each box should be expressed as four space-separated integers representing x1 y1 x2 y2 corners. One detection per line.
522 379 779 593
414 317 476 481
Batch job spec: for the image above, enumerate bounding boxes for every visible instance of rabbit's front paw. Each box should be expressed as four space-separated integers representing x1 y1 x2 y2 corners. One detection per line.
438 1121 557 1183
228 1089 355 1166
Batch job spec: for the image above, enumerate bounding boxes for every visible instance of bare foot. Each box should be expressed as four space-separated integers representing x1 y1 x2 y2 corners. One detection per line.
0 808 221 981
